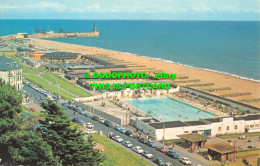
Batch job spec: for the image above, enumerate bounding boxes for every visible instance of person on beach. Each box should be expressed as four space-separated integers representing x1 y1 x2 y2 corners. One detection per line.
171 144 174 150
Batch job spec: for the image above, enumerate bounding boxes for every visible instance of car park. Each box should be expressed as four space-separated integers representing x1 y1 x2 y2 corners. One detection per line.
104 120 113 127
86 123 94 129
112 136 124 143
180 157 192 165
138 137 148 144
92 116 99 121
125 130 133 137
153 157 165 166
166 150 179 159
113 124 121 131
142 150 153 159
146 140 156 148
119 128 126 134
132 146 144 154
122 141 133 148
156 146 167 153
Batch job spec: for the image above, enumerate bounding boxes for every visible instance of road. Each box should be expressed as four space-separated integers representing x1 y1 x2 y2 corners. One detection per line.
23 84 208 166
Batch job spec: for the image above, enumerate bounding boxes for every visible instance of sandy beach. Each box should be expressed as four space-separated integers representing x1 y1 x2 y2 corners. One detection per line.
27 38 260 108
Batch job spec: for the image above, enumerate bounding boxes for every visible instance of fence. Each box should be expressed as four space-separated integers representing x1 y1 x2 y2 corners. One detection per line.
72 100 126 125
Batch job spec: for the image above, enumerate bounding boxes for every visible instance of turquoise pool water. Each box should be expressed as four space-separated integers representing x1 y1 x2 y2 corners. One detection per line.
123 97 217 122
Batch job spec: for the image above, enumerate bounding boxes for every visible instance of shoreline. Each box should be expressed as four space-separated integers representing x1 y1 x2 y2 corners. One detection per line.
25 38 260 108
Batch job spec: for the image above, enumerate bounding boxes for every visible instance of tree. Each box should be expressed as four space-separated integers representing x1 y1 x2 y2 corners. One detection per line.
0 130 60 165
0 79 23 135
40 100 105 165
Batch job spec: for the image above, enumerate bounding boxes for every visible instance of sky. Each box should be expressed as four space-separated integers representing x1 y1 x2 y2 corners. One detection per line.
0 0 259 20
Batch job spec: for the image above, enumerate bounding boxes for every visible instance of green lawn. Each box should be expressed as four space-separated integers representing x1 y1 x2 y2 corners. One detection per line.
237 149 260 158
24 74 73 100
42 73 91 98
90 134 152 166
217 132 260 139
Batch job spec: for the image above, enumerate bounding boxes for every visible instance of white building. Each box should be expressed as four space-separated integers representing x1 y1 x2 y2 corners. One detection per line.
135 114 260 140
0 56 23 90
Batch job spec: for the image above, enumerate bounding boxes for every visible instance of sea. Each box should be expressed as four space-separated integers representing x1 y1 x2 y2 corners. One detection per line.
0 19 259 81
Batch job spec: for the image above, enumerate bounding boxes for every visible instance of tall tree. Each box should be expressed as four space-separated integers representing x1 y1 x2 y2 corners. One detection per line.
40 100 105 165
0 79 23 134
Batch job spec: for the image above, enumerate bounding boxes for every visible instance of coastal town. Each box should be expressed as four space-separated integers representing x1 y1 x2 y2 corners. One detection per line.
0 26 259 166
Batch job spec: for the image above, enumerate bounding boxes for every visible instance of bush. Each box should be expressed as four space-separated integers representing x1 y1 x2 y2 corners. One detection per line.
227 140 232 142
248 146 253 149
247 140 251 142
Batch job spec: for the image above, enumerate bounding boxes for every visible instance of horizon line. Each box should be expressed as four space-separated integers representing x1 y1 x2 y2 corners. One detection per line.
0 18 260 22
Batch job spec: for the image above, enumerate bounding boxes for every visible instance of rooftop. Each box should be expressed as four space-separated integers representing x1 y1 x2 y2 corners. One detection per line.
149 121 189 129
177 133 211 142
184 120 209 126
238 114 260 121
141 118 160 123
0 46 14 52
42 52 80 59
206 142 240 154
0 56 22 71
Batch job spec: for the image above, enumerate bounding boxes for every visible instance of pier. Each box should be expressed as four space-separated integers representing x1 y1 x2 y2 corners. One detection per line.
30 31 99 38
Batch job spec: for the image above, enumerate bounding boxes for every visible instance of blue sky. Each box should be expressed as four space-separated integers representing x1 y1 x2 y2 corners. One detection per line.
0 0 259 20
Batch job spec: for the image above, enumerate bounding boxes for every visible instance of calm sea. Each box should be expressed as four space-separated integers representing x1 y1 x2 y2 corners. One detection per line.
1 20 259 80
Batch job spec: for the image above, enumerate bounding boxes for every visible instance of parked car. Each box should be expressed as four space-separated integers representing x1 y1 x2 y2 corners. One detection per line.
122 141 133 148
62 102 70 107
180 157 191 165
142 150 153 159
125 130 133 137
79 120 86 126
83 112 92 117
165 162 173 166
35 97 40 101
108 132 116 138
166 150 179 159
72 118 80 123
98 118 105 124
77 109 85 114
132 146 144 154
113 124 121 131
104 120 113 127
112 136 123 143
86 123 94 129
156 146 167 153
119 128 126 134
68 105 75 110
138 137 148 144
153 157 165 166
146 140 156 148
40 96 44 100
92 116 99 121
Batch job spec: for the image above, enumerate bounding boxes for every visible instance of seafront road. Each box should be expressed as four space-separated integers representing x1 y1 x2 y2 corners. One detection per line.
23 84 215 166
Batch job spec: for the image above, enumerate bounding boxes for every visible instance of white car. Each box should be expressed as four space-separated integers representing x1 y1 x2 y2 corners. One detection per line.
122 141 133 148
99 118 105 124
142 150 153 159
85 129 97 134
119 128 126 134
132 146 144 154
112 136 124 143
114 124 121 131
86 123 94 129
180 157 191 165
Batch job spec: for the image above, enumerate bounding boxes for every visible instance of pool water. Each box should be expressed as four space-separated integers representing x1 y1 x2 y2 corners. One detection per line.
123 97 217 122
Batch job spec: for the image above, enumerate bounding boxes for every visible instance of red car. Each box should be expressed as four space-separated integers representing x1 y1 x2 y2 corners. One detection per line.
108 132 116 139
30 108 35 112
156 146 167 153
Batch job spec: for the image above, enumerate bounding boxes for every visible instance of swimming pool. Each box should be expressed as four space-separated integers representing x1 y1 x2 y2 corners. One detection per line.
123 97 217 122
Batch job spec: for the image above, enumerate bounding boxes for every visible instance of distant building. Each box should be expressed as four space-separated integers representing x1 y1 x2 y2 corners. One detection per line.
15 33 29 39
0 46 16 55
41 51 80 63
0 56 23 90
